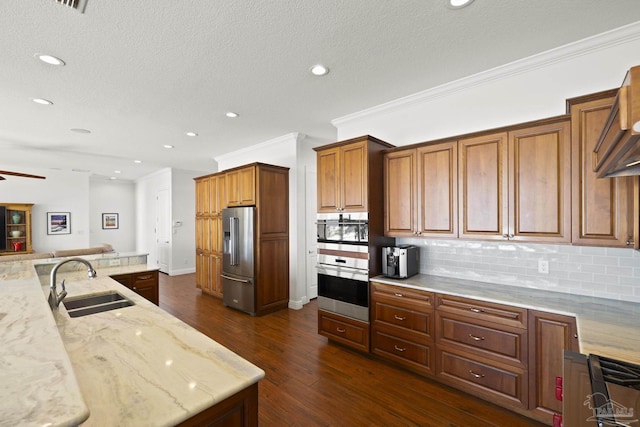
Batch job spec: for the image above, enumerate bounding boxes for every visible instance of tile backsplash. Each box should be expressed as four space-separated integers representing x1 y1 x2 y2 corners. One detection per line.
397 238 640 303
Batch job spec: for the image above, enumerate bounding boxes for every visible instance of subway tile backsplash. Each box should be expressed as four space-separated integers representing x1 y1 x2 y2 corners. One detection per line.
397 238 640 303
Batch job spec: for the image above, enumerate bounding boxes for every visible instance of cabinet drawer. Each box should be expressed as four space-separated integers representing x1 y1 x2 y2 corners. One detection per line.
436 313 527 367
436 294 527 329
437 346 527 408
372 301 433 338
371 282 434 309
318 310 369 352
133 272 157 282
372 329 433 376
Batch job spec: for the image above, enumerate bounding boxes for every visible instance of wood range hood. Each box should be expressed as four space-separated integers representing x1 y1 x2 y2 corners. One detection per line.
594 65 640 177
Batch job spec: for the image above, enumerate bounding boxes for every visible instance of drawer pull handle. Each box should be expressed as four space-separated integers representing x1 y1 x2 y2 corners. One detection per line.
469 370 485 379
394 345 406 352
394 315 406 321
394 293 404 297
468 334 485 341
469 308 484 313
138 275 153 280
336 327 346 333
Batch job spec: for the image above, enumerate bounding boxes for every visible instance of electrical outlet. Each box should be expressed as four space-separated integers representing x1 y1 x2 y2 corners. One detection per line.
109 259 121 267
538 259 549 274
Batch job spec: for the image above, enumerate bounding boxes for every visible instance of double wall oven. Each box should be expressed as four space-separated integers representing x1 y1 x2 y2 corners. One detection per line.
316 213 370 322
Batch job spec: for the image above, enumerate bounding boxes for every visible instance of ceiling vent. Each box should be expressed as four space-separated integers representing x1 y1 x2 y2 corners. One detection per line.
55 0 88 13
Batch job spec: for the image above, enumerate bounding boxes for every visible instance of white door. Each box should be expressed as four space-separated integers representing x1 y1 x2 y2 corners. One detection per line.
156 189 170 274
305 169 318 299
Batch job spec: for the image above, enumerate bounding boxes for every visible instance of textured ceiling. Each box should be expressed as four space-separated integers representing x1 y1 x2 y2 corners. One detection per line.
1 1 640 181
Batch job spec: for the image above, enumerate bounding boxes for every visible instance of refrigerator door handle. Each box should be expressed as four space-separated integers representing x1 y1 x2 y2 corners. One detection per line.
229 216 239 266
221 274 251 284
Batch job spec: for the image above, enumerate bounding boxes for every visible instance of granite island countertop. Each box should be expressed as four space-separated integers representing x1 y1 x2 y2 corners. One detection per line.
0 254 265 427
371 274 640 365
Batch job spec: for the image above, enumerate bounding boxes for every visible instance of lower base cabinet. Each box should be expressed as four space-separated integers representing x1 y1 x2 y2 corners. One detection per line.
110 270 159 305
318 309 370 352
175 382 258 427
365 280 577 426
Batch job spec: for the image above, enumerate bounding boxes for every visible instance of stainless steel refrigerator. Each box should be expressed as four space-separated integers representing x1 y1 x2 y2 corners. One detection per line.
222 206 256 315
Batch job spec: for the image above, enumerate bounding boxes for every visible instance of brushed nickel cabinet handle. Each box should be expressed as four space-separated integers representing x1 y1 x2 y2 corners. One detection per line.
394 315 406 321
336 327 346 333
470 308 484 313
469 370 485 379
394 293 404 297
394 345 406 352
626 240 634 246
468 334 485 341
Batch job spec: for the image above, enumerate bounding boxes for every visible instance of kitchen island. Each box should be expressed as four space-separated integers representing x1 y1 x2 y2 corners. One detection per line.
0 253 264 426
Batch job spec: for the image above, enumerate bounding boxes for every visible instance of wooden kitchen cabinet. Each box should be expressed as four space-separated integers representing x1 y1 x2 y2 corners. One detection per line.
195 174 225 298
110 270 159 305
1 203 33 256
226 166 256 207
459 117 571 243
318 309 370 352
384 141 458 238
370 282 435 375
315 135 394 213
528 310 579 425
197 163 289 314
435 293 529 410
568 90 639 248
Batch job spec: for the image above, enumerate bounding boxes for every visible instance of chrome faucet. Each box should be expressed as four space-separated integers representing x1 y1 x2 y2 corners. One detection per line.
49 257 97 309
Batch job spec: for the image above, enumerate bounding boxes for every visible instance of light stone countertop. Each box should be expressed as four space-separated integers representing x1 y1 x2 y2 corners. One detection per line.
0 255 265 427
371 274 640 365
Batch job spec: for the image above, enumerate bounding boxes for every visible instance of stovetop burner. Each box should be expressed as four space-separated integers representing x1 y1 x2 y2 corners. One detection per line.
599 356 640 389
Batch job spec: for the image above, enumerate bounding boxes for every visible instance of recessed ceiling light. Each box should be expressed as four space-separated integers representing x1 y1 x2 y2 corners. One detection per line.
109 177 117 180
447 0 474 8
70 128 91 134
226 112 239 118
185 131 198 137
36 54 65 66
114 170 121 174
310 64 329 76
163 144 174 149
32 98 53 105
133 160 142 164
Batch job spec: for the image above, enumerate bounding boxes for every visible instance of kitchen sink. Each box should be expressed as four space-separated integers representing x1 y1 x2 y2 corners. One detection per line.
63 291 134 318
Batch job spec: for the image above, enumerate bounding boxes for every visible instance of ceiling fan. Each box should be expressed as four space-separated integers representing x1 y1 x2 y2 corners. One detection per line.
0 170 46 181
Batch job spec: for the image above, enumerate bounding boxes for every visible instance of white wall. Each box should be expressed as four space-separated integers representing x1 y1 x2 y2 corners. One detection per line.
0 165 90 252
135 167 203 276
171 169 199 275
215 133 326 309
89 178 136 252
331 22 640 302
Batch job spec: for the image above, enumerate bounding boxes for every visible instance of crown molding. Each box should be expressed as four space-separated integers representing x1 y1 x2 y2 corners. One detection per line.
331 21 640 128
213 132 305 163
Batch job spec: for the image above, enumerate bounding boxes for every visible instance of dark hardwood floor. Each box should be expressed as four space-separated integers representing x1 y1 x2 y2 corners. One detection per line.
159 273 543 427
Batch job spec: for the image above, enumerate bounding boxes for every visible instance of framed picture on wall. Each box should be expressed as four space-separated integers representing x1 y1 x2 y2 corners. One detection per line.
47 212 71 235
102 213 119 229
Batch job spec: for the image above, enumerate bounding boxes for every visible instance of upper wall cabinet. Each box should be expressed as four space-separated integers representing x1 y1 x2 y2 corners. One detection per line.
385 141 458 238
568 91 639 248
315 136 394 214
459 119 571 243
226 166 256 207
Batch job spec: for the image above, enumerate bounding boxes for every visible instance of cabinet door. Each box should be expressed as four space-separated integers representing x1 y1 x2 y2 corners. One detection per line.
131 272 159 305
508 121 571 243
209 174 226 215
195 178 209 216
384 149 416 236
317 147 340 212
226 167 256 206
528 310 579 424
571 96 638 248
418 142 458 237
211 253 222 297
196 252 207 290
458 132 508 240
340 141 368 212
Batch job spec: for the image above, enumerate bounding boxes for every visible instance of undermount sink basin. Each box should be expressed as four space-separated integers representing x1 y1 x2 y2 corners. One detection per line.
63 291 134 318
